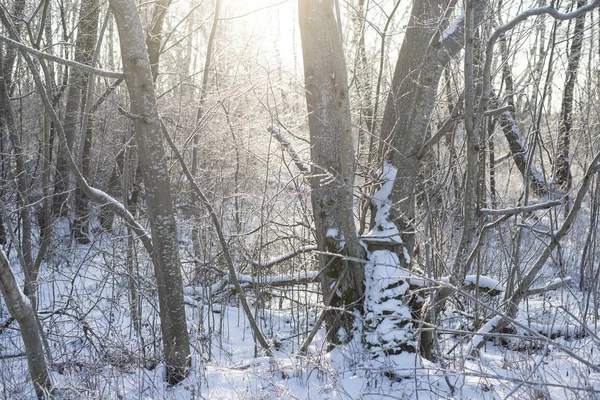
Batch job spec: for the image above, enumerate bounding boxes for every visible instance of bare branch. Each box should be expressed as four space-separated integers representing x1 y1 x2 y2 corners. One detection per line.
160 119 273 357
0 33 123 78
480 200 561 216
268 124 310 173
525 277 572 297
245 245 317 271
484 105 513 116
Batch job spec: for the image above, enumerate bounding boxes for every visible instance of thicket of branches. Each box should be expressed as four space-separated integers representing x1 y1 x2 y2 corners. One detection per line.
0 0 599 397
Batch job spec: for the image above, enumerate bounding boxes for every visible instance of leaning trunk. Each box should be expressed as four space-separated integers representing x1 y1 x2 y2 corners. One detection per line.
0 250 53 399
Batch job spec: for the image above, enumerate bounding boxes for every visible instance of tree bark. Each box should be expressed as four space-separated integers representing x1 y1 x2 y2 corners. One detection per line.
0 249 53 399
54 0 99 218
70 0 100 242
0 39 35 297
146 0 173 83
490 92 549 197
298 0 364 345
382 0 462 261
109 0 191 384
555 0 586 199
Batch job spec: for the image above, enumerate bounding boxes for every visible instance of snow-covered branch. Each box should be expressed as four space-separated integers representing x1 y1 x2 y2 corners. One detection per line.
267 124 310 173
524 277 572 297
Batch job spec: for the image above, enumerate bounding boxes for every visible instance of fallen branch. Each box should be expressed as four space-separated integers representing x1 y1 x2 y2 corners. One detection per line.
525 277 572 297
267 124 310 173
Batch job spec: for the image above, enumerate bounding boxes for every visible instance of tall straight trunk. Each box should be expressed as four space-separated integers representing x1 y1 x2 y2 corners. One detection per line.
452 0 482 281
54 0 99 217
555 0 586 194
0 9 35 298
0 249 53 399
109 0 191 384
191 0 220 274
353 0 374 141
71 0 100 242
298 0 364 345
147 0 173 83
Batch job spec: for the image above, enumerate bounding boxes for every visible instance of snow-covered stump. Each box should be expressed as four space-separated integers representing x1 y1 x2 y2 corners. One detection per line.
362 162 421 379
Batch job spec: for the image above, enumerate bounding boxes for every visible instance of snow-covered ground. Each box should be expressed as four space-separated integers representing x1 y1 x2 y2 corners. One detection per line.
2 215 600 399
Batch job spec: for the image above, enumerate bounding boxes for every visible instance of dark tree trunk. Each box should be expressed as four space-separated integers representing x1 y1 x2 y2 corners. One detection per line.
555 0 586 200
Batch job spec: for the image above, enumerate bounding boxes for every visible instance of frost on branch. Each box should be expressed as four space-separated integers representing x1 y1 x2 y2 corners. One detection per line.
267 124 310 173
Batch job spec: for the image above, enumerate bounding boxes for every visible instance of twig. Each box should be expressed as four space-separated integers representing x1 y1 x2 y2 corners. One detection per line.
483 104 513 116
245 245 317 271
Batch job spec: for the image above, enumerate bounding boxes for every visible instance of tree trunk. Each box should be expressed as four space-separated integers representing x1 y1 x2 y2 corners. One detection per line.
109 0 191 384
146 0 173 83
381 0 457 260
191 0 220 276
54 0 98 217
490 92 549 197
0 249 53 399
0 0 36 299
298 0 364 345
555 0 586 202
70 0 100 242
382 0 489 359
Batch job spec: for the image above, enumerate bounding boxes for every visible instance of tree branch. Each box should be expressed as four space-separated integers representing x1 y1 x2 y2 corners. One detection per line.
480 200 561 216
0 32 123 79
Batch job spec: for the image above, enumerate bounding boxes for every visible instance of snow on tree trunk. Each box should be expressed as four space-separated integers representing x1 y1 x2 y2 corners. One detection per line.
363 162 420 378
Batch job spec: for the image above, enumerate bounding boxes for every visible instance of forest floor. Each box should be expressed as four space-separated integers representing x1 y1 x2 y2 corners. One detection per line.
1 221 600 399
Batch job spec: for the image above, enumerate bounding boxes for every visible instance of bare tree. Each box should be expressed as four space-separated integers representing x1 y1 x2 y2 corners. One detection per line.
108 0 191 383
68 0 100 242
298 0 364 344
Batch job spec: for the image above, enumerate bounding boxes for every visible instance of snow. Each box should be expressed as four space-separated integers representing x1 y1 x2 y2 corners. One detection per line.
361 161 422 377
468 315 502 355
1 236 600 399
364 161 402 244
439 12 464 43
326 228 339 239
463 275 504 293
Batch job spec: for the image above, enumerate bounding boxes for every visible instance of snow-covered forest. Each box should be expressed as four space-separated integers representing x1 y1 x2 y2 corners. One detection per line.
1 0 600 398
